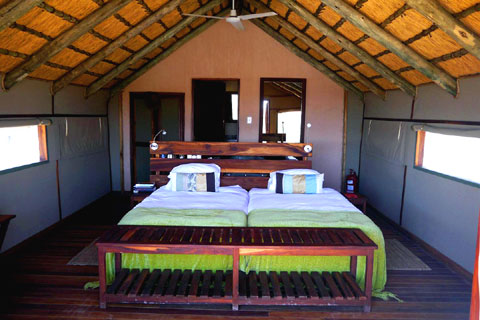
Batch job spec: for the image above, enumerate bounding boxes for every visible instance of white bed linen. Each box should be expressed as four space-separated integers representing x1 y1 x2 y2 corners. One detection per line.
136 185 249 213
248 187 361 213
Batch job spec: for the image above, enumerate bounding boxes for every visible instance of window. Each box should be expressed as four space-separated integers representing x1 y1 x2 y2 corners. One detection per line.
231 94 238 121
415 130 480 185
277 111 301 143
0 125 48 172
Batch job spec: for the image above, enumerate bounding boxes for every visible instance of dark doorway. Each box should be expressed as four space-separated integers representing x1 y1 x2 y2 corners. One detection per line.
193 79 239 142
130 92 184 185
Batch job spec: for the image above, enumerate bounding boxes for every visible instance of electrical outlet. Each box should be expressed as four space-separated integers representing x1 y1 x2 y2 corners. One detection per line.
247 116 252 124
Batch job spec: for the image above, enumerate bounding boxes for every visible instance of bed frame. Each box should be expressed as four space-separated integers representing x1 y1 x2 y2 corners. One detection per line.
149 141 313 190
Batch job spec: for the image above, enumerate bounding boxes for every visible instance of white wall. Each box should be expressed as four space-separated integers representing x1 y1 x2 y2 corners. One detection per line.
356 76 480 272
0 79 111 252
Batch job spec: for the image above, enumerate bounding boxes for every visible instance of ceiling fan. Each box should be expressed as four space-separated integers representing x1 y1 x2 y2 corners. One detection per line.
182 0 277 31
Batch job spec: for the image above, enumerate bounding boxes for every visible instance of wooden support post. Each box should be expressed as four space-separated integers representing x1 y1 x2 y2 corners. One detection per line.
250 19 364 98
50 0 186 95
97 247 107 309
110 9 228 96
276 0 416 97
1 0 132 91
320 0 458 96
232 248 239 310
0 0 43 33
86 0 225 98
405 0 480 62
248 0 386 99
350 255 357 278
364 251 374 312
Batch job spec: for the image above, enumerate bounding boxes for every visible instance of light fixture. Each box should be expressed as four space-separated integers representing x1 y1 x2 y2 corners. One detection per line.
150 129 167 151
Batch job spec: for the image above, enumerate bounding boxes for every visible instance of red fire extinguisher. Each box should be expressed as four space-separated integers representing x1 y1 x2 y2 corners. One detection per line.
346 169 358 194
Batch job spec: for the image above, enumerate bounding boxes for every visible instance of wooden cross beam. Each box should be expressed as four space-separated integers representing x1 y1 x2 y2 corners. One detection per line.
85 0 224 98
320 0 458 96
0 0 43 33
50 0 187 95
250 18 364 98
404 0 480 62
1 0 132 91
110 10 230 96
248 0 385 99
276 0 416 97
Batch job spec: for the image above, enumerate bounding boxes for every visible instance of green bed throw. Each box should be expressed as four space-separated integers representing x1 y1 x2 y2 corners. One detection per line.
246 209 386 292
106 207 247 282
107 207 386 294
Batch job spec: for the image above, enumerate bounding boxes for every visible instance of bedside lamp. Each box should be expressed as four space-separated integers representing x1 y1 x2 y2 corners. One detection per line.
150 129 167 151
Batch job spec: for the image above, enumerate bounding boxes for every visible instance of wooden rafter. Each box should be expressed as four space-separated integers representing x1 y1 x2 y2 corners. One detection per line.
110 10 230 96
320 0 458 96
271 81 301 98
1 0 132 91
85 0 225 98
404 0 480 62
51 0 186 95
276 0 415 97
250 18 364 98
248 0 385 99
0 0 43 33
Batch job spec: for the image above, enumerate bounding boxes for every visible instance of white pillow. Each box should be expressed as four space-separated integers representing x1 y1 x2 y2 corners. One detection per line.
267 169 323 192
164 163 221 191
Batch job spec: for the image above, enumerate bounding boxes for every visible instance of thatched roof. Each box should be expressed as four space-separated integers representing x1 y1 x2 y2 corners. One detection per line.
0 0 479 99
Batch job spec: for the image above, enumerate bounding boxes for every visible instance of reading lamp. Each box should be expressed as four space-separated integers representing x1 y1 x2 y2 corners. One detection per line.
150 129 167 151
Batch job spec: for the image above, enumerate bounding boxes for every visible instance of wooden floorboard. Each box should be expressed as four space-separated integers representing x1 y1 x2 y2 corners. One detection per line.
0 193 472 319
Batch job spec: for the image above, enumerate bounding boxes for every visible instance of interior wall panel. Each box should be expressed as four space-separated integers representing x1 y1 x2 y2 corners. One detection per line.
0 79 52 115
345 91 363 175
364 90 413 119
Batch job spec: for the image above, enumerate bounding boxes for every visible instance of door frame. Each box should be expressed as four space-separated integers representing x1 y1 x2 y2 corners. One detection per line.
191 78 240 142
130 92 185 186
258 77 307 143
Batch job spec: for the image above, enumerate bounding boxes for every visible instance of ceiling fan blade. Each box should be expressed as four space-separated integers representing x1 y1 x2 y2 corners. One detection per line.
182 13 225 20
228 19 245 30
239 12 277 20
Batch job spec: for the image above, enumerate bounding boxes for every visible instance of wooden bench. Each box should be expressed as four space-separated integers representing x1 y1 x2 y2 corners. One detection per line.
96 225 377 311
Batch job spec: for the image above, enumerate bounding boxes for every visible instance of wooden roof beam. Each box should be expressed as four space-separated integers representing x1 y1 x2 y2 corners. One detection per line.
110 10 229 96
0 0 43 33
1 0 132 91
271 81 302 98
320 0 458 96
276 0 415 96
85 0 225 98
248 0 385 99
250 18 364 98
51 0 186 95
404 0 480 63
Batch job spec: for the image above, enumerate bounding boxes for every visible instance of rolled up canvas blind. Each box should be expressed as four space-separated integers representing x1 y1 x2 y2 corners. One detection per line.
412 124 480 138
60 117 106 158
0 118 52 128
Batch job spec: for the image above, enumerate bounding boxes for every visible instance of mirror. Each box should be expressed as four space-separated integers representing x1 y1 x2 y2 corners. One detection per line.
259 78 306 143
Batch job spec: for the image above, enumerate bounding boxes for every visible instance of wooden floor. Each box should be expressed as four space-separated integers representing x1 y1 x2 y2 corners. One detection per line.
0 193 472 319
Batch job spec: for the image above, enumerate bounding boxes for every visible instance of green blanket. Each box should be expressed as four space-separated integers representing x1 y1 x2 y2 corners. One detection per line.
106 207 247 282
247 209 386 292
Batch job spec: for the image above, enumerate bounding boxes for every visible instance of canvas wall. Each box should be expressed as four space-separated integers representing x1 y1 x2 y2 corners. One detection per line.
355 76 480 272
0 79 111 252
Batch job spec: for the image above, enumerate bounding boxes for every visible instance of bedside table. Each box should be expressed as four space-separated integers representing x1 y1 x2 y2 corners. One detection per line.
130 192 153 208
342 193 368 214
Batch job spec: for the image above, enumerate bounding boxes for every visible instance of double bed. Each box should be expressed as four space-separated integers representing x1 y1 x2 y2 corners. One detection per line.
107 141 386 299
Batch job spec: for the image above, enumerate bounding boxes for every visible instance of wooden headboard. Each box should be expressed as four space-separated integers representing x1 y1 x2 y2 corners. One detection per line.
150 142 313 190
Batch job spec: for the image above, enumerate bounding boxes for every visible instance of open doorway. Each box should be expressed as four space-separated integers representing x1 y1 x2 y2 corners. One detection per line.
130 92 184 184
193 79 239 142
259 78 306 143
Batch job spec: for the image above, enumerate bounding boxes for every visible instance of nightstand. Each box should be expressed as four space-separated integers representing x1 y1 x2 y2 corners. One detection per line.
342 193 368 214
130 192 153 208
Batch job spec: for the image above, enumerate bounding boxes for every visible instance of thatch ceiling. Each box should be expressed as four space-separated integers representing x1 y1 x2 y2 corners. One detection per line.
0 0 479 99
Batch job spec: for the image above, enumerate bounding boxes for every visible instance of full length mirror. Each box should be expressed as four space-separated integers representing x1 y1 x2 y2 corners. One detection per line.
259 78 306 143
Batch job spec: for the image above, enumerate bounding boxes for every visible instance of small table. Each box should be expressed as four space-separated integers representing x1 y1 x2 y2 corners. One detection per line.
130 192 154 208
0 215 16 250
96 225 377 311
343 193 368 214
